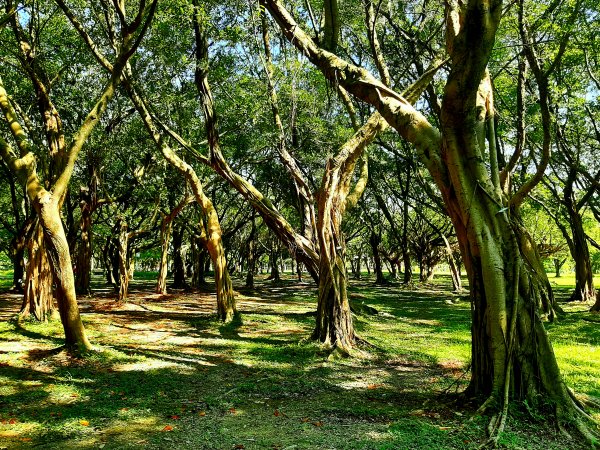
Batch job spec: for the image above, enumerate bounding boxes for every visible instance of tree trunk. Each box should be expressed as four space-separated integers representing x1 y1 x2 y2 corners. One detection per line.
75 189 93 295
313 177 355 354
369 232 385 284
191 236 208 288
38 195 91 350
566 205 595 302
171 223 187 289
117 220 129 303
245 216 257 288
200 217 236 322
267 248 280 281
261 0 596 441
20 222 55 321
156 219 172 294
553 258 565 278
10 219 30 293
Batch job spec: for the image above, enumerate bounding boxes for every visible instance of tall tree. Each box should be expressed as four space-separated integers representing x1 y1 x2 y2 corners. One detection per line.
262 0 596 441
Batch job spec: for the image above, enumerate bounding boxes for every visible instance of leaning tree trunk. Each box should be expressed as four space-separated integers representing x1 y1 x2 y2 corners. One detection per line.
37 195 91 350
20 222 55 321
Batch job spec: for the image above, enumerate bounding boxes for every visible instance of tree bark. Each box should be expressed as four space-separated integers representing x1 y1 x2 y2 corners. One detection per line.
117 220 129 303
261 0 597 441
369 231 386 285
20 222 55 320
171 222 187 289
156 219 172 294
565 203 595 302
75 187 93 294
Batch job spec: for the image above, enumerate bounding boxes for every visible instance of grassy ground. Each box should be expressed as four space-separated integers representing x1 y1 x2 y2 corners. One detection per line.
0 271 598 449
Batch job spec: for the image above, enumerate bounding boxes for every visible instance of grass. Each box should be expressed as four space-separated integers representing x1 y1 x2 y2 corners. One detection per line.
0 272 598 449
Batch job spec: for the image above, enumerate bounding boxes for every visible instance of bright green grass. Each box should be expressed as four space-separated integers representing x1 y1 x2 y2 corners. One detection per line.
0 272 597 449
0 270 12 290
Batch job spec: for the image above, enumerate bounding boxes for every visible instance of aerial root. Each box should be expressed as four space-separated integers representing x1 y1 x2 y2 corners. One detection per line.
556 399 600 448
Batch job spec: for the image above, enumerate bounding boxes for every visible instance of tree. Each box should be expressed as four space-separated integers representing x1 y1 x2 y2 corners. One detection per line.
262 0 597 441
0 0 156 350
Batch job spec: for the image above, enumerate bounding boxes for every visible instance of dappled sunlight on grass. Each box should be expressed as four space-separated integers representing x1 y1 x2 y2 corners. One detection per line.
0 273 596 448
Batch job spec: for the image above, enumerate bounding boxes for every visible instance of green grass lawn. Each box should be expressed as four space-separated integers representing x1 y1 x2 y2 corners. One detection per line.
0 272 597 449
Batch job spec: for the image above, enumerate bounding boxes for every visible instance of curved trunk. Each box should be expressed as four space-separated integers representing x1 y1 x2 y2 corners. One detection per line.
20 222 55 320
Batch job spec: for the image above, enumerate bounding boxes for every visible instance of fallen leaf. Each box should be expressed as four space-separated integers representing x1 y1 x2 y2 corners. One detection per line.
20 438 32 442
198 411 206 417
274 410 280 417
367 384 382 390
162 425 173 432
79 420 89 426
9 419 17 425
171 415 180 420
228 408 237 415
120 408 128 412
70 393 79 398
312 421 323 427
439 426 451 430
300 417 310 423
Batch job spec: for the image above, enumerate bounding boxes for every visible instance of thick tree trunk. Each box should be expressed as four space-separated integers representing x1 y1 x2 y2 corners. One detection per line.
20 222 55 320
38 195 91 350
313 183 355 354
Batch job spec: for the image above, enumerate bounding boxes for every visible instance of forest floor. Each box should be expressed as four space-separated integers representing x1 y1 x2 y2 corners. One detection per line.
0 271 598 449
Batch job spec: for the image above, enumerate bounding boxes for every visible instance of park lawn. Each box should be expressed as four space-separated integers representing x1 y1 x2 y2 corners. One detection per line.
0 274 597 449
